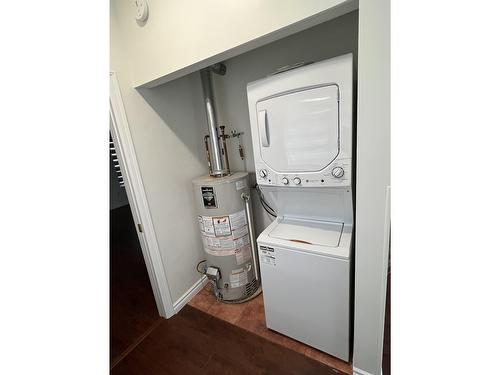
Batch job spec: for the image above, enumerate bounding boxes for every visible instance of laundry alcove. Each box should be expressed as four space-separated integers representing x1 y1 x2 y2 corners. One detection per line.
111 1 390 373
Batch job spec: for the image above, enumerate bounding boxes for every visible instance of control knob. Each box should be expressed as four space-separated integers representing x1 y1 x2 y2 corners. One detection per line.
332 167 344 178
259 169 268 178
282 177 289 185
293 177 301 185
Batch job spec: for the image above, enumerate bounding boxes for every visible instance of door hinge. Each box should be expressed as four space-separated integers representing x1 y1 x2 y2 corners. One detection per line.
137 223 144 233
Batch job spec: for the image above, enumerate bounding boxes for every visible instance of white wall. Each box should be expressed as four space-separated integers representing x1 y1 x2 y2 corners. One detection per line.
111 5 208 305
112 0 357 87
352 1 390 375
211 11 358 234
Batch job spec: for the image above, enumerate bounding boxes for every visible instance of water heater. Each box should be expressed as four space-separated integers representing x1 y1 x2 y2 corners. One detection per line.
192 173 259 301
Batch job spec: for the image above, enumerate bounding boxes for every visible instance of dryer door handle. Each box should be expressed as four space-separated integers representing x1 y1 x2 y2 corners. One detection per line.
258 110 270 147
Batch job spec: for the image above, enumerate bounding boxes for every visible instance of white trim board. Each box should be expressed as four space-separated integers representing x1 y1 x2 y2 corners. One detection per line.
351 0 390 374
109 71 175 318
173 276 208 314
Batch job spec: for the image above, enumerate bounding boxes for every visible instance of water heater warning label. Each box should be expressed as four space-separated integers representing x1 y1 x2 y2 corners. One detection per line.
235 245 251 265
213 216 231 237
198 216 215 236
201 186 217 208
236 180 247 190
229 210 247 229
230 268 248 288
199 209 251 263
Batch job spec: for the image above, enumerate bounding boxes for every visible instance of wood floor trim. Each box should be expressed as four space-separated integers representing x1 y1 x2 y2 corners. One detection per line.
111 318 163 369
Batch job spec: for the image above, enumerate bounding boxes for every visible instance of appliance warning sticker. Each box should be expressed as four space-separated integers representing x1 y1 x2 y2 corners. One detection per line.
230 268 248 288
213 216 231 237
229 210 247 229
198 210 250 257
236 179 247 190
198 216 215 236
235 245 252 265
260 248 276 266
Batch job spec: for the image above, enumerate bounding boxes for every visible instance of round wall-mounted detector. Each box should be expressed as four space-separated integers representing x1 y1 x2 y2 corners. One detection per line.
135 0 149 22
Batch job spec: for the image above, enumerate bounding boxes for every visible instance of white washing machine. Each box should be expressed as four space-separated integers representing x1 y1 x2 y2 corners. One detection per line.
246 53 353 361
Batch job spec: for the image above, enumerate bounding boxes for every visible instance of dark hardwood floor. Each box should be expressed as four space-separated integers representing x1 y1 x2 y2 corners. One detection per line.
111 205 161 366
112 305 347 375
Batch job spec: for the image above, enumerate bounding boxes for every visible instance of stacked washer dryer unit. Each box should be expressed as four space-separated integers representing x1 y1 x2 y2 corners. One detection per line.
247 53 353 361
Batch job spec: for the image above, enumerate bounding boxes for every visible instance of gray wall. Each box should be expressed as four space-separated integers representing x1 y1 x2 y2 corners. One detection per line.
211 11 358 234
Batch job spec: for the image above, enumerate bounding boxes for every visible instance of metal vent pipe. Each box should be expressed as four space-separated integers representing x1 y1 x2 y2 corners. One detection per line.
200 64 228 177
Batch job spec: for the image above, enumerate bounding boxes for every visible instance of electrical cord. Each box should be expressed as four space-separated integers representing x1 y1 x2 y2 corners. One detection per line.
259 192 277 217
254 184 277 217
261 200 277 217
196 260 207 274
262 199 276 215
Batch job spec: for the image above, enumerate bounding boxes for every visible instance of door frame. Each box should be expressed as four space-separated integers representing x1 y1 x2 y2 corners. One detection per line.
109 71 175 318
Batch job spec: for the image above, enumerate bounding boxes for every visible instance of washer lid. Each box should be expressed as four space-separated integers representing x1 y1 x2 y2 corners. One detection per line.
268 217 343 248
256 84 340 173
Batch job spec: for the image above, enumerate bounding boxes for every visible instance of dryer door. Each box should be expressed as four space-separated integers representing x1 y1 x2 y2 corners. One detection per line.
256 84 339 173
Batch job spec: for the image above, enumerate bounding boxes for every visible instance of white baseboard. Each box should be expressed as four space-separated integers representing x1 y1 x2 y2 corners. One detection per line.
353 367 375 375
173 276 208 314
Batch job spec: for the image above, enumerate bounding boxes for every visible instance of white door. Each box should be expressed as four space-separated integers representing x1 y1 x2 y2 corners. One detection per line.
110 72 174 318
256 84 340 173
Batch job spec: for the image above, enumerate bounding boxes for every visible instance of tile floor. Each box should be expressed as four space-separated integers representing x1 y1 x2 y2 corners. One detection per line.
188 283 353 375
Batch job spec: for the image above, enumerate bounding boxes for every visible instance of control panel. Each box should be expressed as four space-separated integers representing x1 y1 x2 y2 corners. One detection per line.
256 159 351 188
